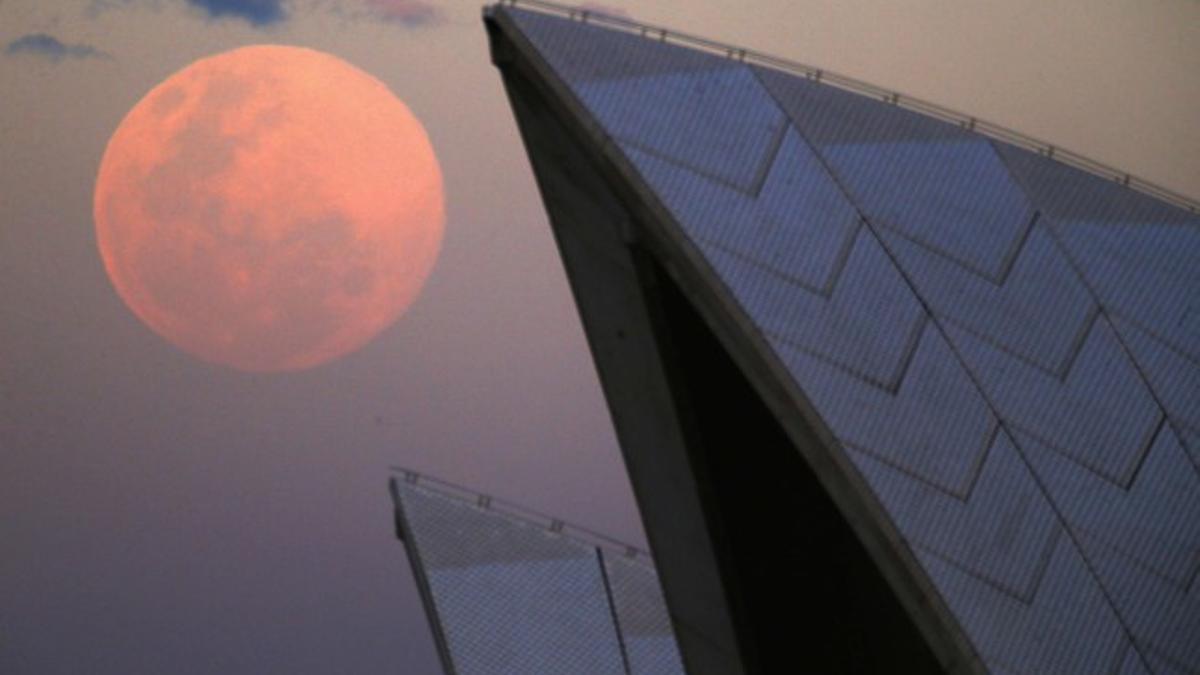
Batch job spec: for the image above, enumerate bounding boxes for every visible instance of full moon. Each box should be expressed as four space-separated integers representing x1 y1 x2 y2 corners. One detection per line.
94 45 443 372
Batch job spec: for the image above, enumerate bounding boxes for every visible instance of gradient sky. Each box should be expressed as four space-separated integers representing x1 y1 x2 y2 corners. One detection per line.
2 1 1197 673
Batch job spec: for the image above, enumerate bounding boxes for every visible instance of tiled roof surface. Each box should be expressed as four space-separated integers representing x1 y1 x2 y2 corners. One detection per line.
502 7 1200 673
391 475 686 675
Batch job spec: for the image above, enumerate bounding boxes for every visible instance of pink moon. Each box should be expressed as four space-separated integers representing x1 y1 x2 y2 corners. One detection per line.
94 45 444 372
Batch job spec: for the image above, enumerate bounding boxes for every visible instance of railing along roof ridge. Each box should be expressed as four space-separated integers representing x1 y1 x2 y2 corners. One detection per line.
490 0 1199 216
390 466 653 564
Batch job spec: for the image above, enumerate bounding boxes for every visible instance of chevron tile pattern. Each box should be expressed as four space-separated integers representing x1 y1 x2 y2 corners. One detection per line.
849 433 1059 599
502 7 1200 673
756 67 1036 282
1018 429 1200 590
780 322 996 497
621 129 861 293
878 222 1096 376
998 145 1200 359
917 534 1135 674
1079 533 1200 673
946 317 1163 487
1114 318 1200 426
682 224 924 390
1047 220 1200 362
575 66 787 194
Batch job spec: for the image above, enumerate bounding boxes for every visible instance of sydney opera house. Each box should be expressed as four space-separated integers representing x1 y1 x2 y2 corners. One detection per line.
391 2 1200 673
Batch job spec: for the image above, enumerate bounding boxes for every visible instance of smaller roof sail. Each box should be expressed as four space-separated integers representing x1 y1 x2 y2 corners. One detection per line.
390 470 686 675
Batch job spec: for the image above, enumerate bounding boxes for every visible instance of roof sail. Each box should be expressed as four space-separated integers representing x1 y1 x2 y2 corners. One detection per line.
476 4 1198 673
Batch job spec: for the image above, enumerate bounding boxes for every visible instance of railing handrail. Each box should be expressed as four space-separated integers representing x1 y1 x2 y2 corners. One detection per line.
489 0 1199 215
390 466 653 564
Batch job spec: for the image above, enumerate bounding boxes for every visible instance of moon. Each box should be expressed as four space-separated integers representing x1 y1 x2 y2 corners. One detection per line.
94 45 443 372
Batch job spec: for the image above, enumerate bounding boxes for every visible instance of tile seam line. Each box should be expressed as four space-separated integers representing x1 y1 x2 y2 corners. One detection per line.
750 60 1155 672
597 548 635 675
871 210 1032 287
1116 316 1200 370
768 317 922 393
930 309 1091 381
843 420 996 502
1073 521 1197 592
1053 303 1101 380
991 210 1040 286
696 231 851 300
915 523 1061 606
618 136 764 196
1004 422 1151 491
746 107 790 198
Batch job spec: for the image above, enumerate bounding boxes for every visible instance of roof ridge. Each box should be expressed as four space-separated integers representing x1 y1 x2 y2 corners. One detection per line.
488 0 1199 216
389 466 654 564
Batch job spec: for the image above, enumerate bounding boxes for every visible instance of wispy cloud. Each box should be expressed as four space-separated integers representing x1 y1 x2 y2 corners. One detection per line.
4 33 109 62
185 0 287 26
83 0 448 31
360 0 443 27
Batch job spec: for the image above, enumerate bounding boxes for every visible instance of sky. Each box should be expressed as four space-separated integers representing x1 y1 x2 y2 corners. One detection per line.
1 0 1197 673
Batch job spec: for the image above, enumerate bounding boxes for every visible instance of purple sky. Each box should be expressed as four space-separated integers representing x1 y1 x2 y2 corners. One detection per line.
2 0 1197 672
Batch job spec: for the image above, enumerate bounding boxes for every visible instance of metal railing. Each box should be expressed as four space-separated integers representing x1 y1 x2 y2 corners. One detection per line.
489 0 1199 215
390 466 652 562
